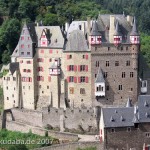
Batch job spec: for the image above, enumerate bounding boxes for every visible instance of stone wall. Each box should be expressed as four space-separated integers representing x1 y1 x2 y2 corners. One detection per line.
42 107 97 133
11 108 43 127
34 141 103 150
105 123 150 150
7 107 99 134
6 120 78 141
91 44 139 107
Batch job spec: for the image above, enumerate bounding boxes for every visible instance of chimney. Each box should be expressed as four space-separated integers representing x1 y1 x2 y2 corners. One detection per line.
81 22 85 35
127 15 133 25
87 17 91 34
109 15 115 43
65 22 69 33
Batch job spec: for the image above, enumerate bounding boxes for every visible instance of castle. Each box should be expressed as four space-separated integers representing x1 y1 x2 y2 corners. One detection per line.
2 14 146 111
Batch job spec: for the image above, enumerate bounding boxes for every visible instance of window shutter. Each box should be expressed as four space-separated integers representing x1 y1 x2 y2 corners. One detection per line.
67 55 69 60
86 65 88 71
86 54 88 60
42 76 44 81
67 77 70 83
85 77 88 83
49 49 52 53
67 66 70 71
74 77 77 83
74 65 77 71
42 67 44 72
78 77 81 83
78 65 80 72
48 76 51 82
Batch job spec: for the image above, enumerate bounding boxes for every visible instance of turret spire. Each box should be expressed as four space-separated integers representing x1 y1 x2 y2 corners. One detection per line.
90 21 101 36
130 17 139 36
114 21 121 36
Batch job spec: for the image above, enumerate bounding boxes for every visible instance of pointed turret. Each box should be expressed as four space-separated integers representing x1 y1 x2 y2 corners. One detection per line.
130 17 140 44
89 21 102 45
114 21 122 45
95 68 105 97
95 68 105 83
130 17 139 36
126 98 132 107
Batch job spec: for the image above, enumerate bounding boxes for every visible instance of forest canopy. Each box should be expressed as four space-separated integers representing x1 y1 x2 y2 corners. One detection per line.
0 0 149 64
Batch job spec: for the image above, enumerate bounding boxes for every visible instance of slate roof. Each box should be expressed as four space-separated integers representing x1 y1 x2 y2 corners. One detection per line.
67 21 88 38
97 14 132 43
90 21 101 36
50 62 58 69
11 44 19 57
114 21 122 36
95 68 105 83
26 23 37 43
130 17 139 36
102 95 150 128
102 107 134 127
9 62 19 74
35 26 64 48
138 95 150 123
65 30 89 51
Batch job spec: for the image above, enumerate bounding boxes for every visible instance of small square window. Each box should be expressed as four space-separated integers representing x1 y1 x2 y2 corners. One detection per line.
47 86 49 89
21 52 24 55
27 52 30 55
127 127 131 132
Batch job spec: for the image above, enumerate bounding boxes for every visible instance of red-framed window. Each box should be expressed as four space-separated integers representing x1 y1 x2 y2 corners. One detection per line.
37 76 44 81
21 36 24 40
26 61 31 64
78 76 88 83
48 76 51 82
37 67 44 72
37 58 44 62
21 44 24 48
20 60 23 63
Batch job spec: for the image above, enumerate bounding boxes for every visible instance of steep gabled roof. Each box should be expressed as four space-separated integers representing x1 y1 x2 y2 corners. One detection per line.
95 68 105 83
26 23 37 43
65 30 89 51
9 62 19 75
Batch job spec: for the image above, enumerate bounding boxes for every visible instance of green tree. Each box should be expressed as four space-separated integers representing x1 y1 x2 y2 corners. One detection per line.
8 144 28 150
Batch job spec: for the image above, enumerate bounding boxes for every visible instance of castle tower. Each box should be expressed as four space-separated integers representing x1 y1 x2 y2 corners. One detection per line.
113 21 122 45
49 58 61 108
130 17 140 44
89 21 102 45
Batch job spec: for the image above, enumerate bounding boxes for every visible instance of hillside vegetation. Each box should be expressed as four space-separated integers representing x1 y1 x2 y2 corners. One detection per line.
0 0 149 64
